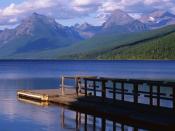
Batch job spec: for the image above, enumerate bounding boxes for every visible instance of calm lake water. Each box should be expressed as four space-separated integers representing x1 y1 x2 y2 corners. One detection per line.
0 60 175 131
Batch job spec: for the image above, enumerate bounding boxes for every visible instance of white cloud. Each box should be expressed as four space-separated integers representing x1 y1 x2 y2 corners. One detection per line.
1 3 21 16
129 13 143 19
0 0 55 17
100 1 123 12
8 18 18 23
73 0 95 6
0 0 175 27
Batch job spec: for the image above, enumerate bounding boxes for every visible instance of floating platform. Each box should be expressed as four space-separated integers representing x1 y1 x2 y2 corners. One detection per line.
17 88 77 101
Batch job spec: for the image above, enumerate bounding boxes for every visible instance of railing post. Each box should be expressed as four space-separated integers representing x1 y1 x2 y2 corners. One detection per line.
121 82 125 101
93 81 96 97
61 76 64 96
149 85 153 106
157 85 160 107
113 81 116 101
75 77 78 96
173 87 175 111
133 83 138 104
102 80 106 101
85 79 87 96
76 77 81 96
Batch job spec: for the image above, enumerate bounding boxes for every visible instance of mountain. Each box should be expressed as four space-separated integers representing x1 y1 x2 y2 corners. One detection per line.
0 13 83 56
102 9 148 33
0 11 175 59
140 10 175 29
74 23 101 39
98 30 175 60
5 24 174 59
74 10 148 38
51 24 175 59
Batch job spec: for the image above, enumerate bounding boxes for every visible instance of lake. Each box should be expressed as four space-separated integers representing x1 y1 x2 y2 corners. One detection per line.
0 60 175 131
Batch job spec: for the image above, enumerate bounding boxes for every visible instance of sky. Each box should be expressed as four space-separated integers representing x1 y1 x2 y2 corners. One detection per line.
0 0 175 29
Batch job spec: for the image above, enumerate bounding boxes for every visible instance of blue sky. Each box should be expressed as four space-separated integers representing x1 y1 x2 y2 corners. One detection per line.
0 0 175 29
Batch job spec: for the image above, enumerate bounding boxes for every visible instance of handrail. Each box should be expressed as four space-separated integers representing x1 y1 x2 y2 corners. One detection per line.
83 77 175 110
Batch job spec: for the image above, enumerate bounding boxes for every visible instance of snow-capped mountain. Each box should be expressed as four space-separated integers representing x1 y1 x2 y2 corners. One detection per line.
140 10 175 29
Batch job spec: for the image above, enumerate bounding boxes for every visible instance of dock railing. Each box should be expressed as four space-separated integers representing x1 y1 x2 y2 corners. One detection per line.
60 75 97 96
83 77 175 110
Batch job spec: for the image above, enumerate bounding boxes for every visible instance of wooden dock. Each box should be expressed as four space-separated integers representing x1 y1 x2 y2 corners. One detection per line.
17 76 175 130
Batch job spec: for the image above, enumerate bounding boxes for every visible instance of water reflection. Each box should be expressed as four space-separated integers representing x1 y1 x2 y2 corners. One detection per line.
58 107 147 131
1 60 175 131
18 97 49 107
0 78 149 131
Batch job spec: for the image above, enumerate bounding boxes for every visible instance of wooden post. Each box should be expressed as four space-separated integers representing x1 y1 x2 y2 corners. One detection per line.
60 107 65 128
85 79 87 96
84 114 87 131
75 77 78 96
93 81 96 96
61 76 64 96
133 83 138 104
134 127 138 131
150 85 153 106
102 80 106 101
157 85 160 107
75 77 81 96
93 116 96 131
113 81 116 101
173 87 175 111
121 82 125 101
76 111 78 130
113 121 116 131
101 117 106 131
121 123 124 131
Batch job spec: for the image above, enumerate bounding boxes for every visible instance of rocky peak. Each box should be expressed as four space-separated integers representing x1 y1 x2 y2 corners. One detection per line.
103 9 135 28
140 10 175 29
15 12 64 36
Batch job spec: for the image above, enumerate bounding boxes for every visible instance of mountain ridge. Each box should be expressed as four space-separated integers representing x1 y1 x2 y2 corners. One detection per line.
0 10 174 59
140 9 175 29
0 13 83 56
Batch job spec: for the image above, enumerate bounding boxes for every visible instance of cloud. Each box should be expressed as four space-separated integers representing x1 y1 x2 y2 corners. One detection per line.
8 18 18 23
0 0 175 27
0 0 55 17
73 0 96 6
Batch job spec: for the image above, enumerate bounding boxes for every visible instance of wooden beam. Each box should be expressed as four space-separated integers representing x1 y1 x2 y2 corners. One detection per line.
75 77 78 96
157 85 160 107
101 117 106 131
102 80 106 101
85 79 87 96
113 81 116 101
93 116 96 131
113 121 116 131
150 85 153 106
173 87 175 111
84 114 87 131
61 76 64 96
93 81 96 96
121 82 125 101
133 83 138 104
